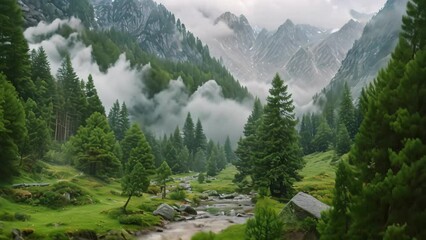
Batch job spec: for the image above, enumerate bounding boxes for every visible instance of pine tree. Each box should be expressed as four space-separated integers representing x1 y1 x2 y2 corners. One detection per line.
172 126 183 150
313 118 333 152
234 98 263 182
336 124 351 156
117 102 130 140
20 99 50 170
175 147 190 173
67 112 121 179
56 56 85 140
156 161 172 199
194 148 207 172
121 123 154 172
194 119 207 152
0 74 26 182
253 74 302 198
216 144 227 171
338 83 356 139
84 74 105 118
121 162 149 212
299 114 314 155
224 136 236 163
183 112 195 153
328 2 426 238
0 0 34 100
206 151 218 177
108 100 121 138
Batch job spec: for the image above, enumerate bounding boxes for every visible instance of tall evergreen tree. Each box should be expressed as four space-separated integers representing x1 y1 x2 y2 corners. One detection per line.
194 119 207 152
299 114 314 155
183 112 195 153
0 74 26 182
121 123 154 173
0 0 34 99
108 100 121 138
224 136 236 163
327 2 426 238
156 161 172 199
338 83 356 139
336 123 351 156
56 56 85 140
234 98 263 182
121 162 149 212
117 102 130 140
313 118 333 152
84 74 105 118
67 112 121 179
253 74 302 198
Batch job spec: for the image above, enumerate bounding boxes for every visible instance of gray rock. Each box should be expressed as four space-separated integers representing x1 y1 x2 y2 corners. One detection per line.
203 190 219 196
219 193 237 199
179 205 197 215
153 203 176 221
280 192 330 219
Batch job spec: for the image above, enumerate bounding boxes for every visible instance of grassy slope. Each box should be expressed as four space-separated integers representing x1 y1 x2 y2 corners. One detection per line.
294 151 337 205
203 151 337 239
0 163 174 239
190 165 238 194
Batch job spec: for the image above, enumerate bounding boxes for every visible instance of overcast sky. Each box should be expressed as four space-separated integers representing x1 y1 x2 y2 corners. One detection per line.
155 0 387 31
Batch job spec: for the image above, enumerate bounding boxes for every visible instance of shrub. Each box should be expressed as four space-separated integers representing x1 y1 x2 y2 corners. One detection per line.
147 185 161 195
198 173 205 184
169 189 186 201
0 212 14 221
39 191 66 208
14 212 31 221
118 214 161 227
246 200 283 240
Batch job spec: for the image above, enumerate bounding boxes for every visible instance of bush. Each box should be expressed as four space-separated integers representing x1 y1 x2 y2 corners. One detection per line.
170 189 186 201
191 231 216 240
198 173 205 184
147 185 161 195
39 191 67 208
0 212 14 221
118 214 161 227
246 200 283 240
48 231 68 240
14 212 31 221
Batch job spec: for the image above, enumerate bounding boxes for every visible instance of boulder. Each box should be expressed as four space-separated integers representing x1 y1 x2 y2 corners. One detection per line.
153 203 176 221
219 193 237 199
202 190 219 196
179 205 197 215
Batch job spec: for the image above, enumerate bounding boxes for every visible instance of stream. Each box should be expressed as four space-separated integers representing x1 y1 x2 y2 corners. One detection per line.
140 195 254 240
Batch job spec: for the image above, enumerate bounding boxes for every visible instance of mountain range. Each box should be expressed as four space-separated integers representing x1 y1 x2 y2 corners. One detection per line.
19 0 408 109
207 12 364 105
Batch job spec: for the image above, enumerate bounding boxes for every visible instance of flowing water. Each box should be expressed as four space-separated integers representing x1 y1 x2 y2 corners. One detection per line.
140 196 254 240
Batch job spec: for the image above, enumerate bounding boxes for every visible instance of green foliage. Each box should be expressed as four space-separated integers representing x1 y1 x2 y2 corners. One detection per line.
169 188 187 201
336 124 351 156
198 173 205 184
194 119 208 153
245 199 283 240
121 124 155 173
84 74 105 119
313 118 333 152
191 231 217 240
108 100 129 141
66 112 121 179
224 136 236 163
121 162 150 211
338 83 356 139
183 112 195 154
326 2 426 238
252 74 303 198
0 0 34 100
234 98 263 183
118 214 160 227
156 161 172 199
0 74 26 182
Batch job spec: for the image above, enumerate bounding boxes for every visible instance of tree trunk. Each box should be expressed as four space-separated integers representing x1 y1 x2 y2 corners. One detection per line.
123 194 132 212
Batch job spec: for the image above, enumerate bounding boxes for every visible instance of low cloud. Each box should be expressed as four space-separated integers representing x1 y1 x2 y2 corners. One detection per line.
24 19 252 144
